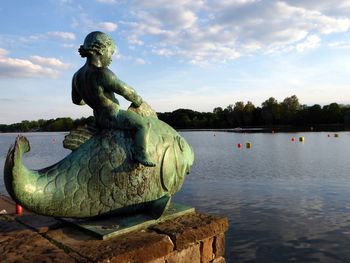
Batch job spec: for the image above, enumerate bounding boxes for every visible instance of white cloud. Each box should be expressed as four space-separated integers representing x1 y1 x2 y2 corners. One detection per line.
47 31 76 40
122 0 350 64
0 57 58 78
127 34 144 46
98 22 118 32
296 35 321 52
30 55 70 69
285 0 350 17
0 51 67 78
328 41 350 49
72 13 119 33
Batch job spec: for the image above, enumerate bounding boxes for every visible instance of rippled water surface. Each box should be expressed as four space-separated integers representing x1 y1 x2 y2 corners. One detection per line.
1 131 350 263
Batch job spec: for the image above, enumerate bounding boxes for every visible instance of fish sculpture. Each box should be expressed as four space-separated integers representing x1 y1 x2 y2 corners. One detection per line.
4 31 195 219
4 109 194 218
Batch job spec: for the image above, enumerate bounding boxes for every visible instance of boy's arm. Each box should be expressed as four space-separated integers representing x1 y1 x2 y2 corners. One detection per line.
72 74 85 105
104 70 142 107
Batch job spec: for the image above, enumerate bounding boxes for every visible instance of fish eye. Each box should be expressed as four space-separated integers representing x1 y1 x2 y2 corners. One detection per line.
178 137 186 152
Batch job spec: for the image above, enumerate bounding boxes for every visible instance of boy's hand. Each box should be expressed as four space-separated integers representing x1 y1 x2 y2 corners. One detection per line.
131 101 141 108
128 101 157 118
132 96 143 108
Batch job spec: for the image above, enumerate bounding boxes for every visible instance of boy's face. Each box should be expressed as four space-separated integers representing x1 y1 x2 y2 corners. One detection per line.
100 45 115 67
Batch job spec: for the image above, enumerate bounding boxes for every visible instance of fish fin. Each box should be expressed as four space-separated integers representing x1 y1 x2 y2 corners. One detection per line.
148 195 171 219
63 124 98 150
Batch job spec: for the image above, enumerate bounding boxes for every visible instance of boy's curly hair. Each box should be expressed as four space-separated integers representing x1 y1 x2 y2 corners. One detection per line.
78 31 115 58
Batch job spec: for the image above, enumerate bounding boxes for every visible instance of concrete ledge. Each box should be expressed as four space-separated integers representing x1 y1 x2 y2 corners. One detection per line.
0 195 228 263
150 213 228 251
0 217 80 262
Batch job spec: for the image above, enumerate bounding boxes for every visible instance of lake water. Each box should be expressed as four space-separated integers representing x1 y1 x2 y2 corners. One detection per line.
1 131 350 263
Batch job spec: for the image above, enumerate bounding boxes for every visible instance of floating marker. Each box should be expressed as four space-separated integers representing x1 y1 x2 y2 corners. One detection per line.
237 143 242 148
299 137 304 142
327 134 330 137
334 134 339 138
246 142 251 149
16 204 23 215
291 137 296 142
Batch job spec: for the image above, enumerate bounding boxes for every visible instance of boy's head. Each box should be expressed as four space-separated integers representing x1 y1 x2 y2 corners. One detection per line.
79 31 116 67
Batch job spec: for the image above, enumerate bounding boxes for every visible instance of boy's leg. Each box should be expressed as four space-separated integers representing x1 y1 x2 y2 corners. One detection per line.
117 110 156 167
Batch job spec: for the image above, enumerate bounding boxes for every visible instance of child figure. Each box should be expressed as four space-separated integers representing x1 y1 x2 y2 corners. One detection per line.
72 31 155 167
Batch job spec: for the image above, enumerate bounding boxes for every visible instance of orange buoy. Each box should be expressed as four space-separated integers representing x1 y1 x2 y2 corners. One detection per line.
291 137 295 142
237 143 242 148
16 204 23 215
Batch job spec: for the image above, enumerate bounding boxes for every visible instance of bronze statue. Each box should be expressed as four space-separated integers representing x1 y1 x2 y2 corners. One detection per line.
4 32 194 218
73 32 155 167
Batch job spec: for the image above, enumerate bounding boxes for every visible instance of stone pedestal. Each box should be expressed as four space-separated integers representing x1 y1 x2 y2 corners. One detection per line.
0 195 228 263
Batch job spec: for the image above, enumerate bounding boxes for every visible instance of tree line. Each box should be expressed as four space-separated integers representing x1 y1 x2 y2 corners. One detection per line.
0 116 95 133
157 95 350 129
1 95 350 132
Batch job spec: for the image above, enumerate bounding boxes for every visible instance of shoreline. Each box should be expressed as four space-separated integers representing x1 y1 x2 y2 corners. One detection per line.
1 125 350 134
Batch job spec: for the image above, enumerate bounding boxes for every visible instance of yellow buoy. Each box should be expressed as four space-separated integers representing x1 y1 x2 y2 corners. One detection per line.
299 137 304 142
334 134 339 138
246 142 251 149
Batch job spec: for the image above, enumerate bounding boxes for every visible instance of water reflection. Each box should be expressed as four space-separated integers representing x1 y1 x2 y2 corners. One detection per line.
174 131 350 263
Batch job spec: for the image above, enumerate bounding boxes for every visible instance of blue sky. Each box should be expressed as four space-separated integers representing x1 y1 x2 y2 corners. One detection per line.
1 0 350 124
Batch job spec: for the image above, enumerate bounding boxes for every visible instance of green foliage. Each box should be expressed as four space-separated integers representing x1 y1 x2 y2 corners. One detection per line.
0 117 95 132
1 95 350 132
157 95 350 129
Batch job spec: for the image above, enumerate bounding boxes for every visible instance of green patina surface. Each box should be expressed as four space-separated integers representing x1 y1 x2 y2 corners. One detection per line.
3 32 195 219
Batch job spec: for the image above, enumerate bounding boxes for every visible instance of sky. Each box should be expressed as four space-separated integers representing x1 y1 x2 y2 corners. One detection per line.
1 0 350 124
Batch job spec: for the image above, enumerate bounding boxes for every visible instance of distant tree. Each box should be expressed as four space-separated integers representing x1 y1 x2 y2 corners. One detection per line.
212 107 226 128
224 104 235 127
252 107 263 125
344 107 350 126
46 118 74 131
307 104 322 125
233 101 244 126
323 103 342 124
20 120 30 132
261 97 281 125
243 101 255 125
170 109 195 128
213 107 223 114
281 95 300 124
